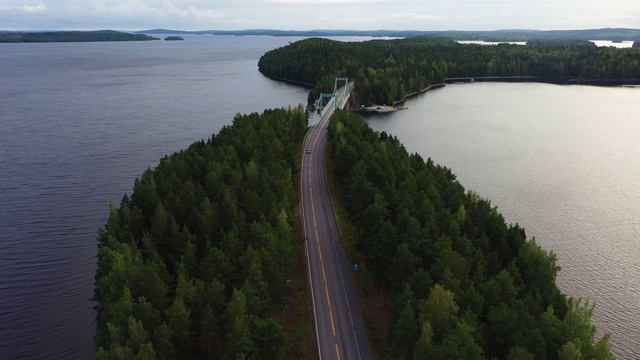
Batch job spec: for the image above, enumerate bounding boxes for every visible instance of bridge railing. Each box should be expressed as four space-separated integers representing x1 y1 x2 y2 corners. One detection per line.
310 77 352 127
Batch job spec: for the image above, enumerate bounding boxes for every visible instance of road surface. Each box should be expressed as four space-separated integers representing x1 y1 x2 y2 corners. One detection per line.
301 84 373 360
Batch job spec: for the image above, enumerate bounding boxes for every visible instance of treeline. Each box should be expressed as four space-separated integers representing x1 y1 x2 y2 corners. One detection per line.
527 39 596 47
0 31 158 43
327 110 613 359
137 28 640 41
94 107 308 359
258 37 640 106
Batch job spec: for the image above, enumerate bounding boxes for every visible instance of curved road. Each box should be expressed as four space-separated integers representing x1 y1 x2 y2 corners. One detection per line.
301 85 373 360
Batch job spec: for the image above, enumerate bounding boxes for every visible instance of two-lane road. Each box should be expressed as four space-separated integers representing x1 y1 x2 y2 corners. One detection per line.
301 85 373 360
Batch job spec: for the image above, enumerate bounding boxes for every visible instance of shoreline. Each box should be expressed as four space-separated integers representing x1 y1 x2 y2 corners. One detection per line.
353 83 447 114
263 73 640 115
445 76 640 86
392 83 446 106
259 72 315 88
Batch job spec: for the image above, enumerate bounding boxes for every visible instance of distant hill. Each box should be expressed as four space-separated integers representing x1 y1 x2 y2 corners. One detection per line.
136 28 640 41
137 28 417 37
0 30 159 43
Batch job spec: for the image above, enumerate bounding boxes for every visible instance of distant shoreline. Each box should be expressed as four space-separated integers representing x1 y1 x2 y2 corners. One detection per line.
0 31 158 43
445 76 640 86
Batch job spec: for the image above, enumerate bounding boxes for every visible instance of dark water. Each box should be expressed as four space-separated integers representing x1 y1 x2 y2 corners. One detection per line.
365 82 640 359
0 35 310 359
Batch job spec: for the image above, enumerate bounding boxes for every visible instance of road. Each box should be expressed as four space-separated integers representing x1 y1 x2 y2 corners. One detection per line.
301 84 373 360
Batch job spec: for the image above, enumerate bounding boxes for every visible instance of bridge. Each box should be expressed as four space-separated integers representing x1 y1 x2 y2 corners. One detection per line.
309 77 352 127
301 78 373 360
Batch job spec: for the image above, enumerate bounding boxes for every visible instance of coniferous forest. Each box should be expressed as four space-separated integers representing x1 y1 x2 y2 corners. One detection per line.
258 37 640 106
95 107 307 359
95 37 618 359
327 110 613 359
0 30 158 43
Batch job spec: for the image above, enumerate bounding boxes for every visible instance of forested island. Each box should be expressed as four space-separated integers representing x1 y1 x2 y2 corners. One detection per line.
258 37 640 106
0 30 158 43
164 36 184 41
94 35 617 359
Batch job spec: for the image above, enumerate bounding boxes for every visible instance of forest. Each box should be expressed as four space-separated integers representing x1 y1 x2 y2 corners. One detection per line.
94 34 622 358
258 37 640 106
327 110 613 359
0 31 158 43
94 107 307 359
95 104 615 359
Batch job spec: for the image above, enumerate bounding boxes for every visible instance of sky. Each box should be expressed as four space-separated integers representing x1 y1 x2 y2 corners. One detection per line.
1 0 639 32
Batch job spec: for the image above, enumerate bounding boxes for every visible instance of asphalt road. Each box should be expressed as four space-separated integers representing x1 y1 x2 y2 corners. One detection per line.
301 85 373 360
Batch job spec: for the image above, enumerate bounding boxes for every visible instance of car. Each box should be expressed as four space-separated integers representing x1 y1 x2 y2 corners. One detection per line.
306 148 311 154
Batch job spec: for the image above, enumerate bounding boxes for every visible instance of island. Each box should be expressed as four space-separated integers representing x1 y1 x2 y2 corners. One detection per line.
0 30 159 43
164 36 184 41
258 36 640 107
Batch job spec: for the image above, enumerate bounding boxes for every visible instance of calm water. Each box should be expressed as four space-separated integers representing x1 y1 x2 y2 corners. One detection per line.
590 40 635 48
366 82 640 358
0 35 310 359
2 37 639 359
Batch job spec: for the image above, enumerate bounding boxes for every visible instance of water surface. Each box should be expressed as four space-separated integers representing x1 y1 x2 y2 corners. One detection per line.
0 34 309 359
365 82 640 358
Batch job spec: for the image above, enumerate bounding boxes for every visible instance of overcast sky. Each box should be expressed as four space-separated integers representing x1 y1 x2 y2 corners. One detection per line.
1 0 639 31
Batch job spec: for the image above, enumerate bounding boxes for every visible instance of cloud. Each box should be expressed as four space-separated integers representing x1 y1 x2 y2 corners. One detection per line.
0 2 46 12
23 2 46 12
0 0 639 31
269 0 383 4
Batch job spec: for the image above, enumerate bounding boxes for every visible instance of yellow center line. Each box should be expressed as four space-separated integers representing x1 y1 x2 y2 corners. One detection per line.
309 137 340 342
324 284 332 308
308 112 339 347
321 264 327 283
329 307 336 336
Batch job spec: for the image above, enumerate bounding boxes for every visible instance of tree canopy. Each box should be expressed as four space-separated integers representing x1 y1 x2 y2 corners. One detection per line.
258 37 640 106
95 106 307 359
0 30 158 43
327 110 613 359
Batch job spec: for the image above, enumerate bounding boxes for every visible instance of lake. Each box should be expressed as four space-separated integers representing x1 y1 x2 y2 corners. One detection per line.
365 82 640 359
1 35 638 359
0 34 310 359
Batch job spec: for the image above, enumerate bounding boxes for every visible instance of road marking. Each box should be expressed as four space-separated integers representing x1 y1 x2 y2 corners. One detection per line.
324 284 331 308
309 146 339 340
302 85 353 360
322 264 327 283
330 308 336 335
